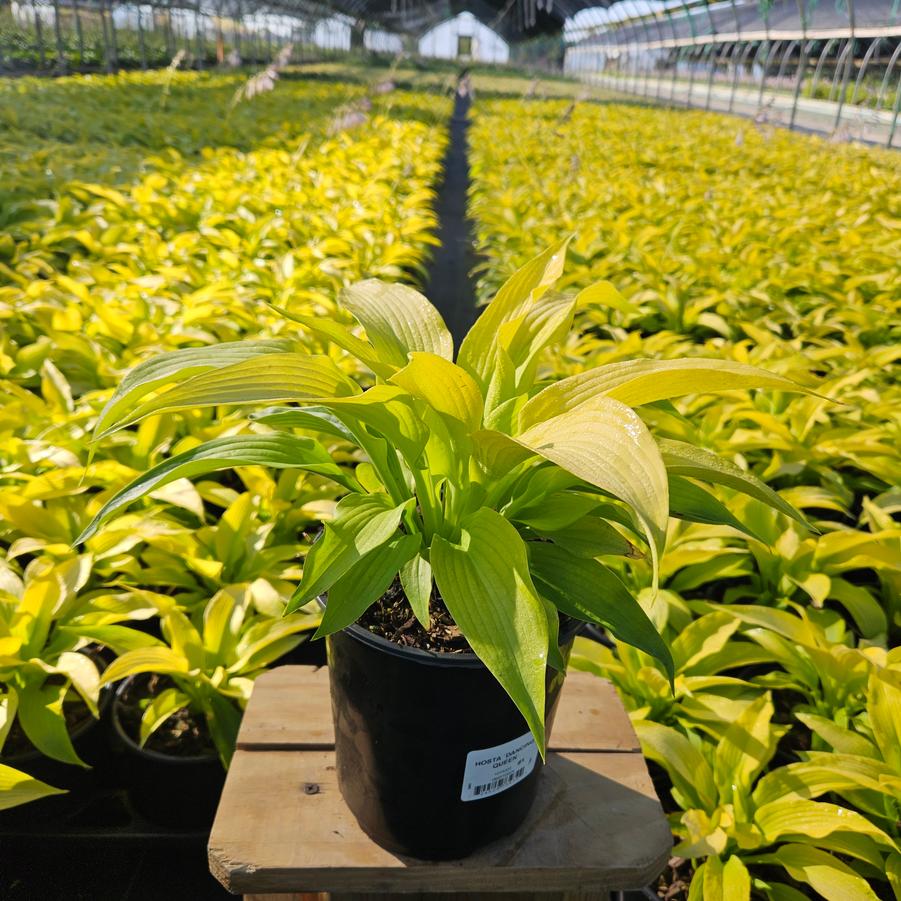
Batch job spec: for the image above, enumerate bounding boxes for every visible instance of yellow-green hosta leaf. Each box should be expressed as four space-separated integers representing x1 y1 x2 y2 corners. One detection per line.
511 492 600 531
530 515 641 559
793 713 879 759
326 385 430 463
668 476 767 543
574 281 639 315
268 305 393 378
528 542 673 681
458 237 570 388
634 719 718 812
58 624 165 656
250 406 355 443
139 687 191 747
431 508 549 753
670 612 741 672
315 534 420 638
0 692 18 748
341 279 453 367
16 682 88 768
0 763 66 810
755 798 896 848
53 651 101 717
76 434 356 544
390 352 484 431
97 353 359 439
513 396 668 573
886 854 901 900
756 844 881 901
94 340 293 439
287 494 412 612
714 694 778 797
518 358 805 431
400 553 432 629
868 668 901 771
471 428 535 475
230 613 320 673
99 647 190 686
496 290 577 391
202 586 249 665
691 856 752 901
658 439 809 529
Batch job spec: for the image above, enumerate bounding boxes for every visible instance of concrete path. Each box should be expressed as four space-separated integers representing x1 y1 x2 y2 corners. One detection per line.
583 73 900 147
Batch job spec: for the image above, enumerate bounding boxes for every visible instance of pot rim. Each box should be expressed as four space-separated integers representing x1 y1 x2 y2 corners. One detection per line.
111 675 221 766
319 595 583 669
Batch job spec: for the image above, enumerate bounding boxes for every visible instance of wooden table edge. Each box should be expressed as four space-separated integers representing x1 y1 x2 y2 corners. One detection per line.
208 849 673 896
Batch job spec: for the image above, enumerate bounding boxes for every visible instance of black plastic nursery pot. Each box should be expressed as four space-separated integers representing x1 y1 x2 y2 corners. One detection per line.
0 646 115 808
326 614 581 860
110 675 226 830
1 686 113 793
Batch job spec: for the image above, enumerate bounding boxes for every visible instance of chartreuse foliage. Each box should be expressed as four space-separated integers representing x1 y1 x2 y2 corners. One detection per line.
468 100 900 897
574 598 901 898
79 241 808 754
93 585 320 766
0 556 103 768
0 72 451 805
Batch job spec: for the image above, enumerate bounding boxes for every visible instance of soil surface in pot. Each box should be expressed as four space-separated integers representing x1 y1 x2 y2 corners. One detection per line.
117 674 216 757
357 580 470 653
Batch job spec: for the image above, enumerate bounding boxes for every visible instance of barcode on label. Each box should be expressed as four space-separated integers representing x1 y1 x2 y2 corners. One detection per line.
472 766 527 797
460 732 538 802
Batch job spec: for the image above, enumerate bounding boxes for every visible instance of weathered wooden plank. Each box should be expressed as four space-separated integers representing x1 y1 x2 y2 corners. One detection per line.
209 748 670 895
245 893 609 900
236 667 333 750
245 894 607 900
236 667 639 754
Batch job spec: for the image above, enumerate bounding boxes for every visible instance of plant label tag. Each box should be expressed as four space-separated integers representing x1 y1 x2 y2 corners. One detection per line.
460 731 538 802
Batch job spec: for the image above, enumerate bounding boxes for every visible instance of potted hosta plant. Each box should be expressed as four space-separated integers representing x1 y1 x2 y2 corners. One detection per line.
0 557 111 807
87 586 318 827
77 240 807 857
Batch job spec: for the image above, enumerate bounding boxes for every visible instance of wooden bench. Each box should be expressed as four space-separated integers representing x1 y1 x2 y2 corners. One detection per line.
208 666 671 900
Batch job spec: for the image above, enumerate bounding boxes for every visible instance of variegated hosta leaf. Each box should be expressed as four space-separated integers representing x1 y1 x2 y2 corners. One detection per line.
633 719 718 812
0 763 66 810
751 844 881 901
99 647 190 686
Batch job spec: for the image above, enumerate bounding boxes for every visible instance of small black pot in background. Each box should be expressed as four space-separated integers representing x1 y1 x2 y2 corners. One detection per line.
1 686 113 792
327 616 581 860
110 676 225 830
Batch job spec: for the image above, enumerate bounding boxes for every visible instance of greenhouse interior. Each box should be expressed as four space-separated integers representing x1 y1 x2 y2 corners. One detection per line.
1 0 899 897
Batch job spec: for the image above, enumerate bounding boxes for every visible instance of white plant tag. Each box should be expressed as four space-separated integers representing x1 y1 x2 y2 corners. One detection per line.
460 731 538 802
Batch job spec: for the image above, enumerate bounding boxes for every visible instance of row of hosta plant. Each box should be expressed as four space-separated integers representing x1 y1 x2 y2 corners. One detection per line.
1 71 449 806
468 99 900 899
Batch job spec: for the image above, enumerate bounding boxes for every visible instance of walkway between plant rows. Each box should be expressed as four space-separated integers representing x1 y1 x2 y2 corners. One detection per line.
424 85 480 351
584 73 900 147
